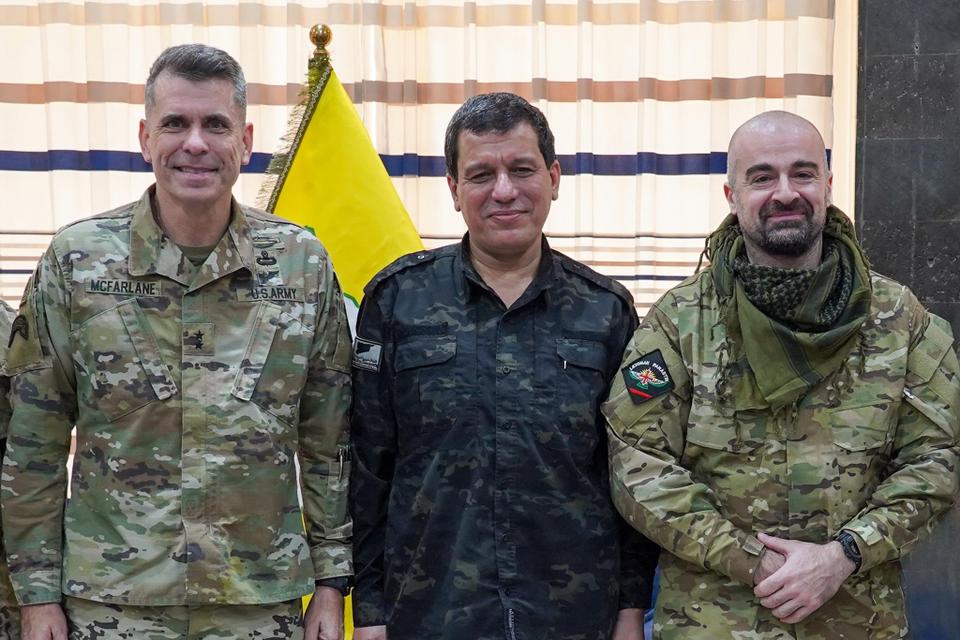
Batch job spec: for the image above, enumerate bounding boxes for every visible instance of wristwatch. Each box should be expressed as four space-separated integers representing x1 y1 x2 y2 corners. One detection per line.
835 530 862 573
316 576 352 596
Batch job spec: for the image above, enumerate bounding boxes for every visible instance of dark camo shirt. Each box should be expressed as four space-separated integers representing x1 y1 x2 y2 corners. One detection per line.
350 236 658 640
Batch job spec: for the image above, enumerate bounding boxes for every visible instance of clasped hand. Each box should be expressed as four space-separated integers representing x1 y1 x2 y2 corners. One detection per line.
751 532 856 624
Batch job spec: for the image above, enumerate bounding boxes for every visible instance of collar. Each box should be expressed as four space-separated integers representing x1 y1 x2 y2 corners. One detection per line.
455 233 560 307
128 186 256 289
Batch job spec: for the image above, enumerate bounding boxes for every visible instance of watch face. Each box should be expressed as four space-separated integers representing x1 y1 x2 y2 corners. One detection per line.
838 532 862 569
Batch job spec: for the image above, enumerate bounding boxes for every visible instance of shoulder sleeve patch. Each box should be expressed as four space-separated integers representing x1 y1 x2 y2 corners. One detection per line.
621 349 676 404
4 270 54 375
5 311 44 374
352 337 383 372
8 315 28 348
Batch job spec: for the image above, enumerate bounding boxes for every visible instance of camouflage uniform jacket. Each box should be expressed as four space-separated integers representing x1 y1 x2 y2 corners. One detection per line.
350 237 659 640
2 188 353 606
604 269 960 639
0 299 17 608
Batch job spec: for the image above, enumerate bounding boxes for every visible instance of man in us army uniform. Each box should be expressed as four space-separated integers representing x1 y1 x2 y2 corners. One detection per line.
350 92 658 640
0 299 21 638
604 111 960 639
2 45 352 640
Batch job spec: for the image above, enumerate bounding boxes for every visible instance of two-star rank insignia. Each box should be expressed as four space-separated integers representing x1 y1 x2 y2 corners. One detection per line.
621 349 675 404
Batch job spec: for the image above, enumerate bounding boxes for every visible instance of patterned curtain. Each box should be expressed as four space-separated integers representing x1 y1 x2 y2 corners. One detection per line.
0 0 839 316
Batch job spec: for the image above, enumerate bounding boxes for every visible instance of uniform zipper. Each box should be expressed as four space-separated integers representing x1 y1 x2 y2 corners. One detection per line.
506 608 518 640
336 447 348 482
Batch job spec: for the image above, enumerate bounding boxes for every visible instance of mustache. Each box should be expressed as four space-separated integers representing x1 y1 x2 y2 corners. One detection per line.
760 199 814 220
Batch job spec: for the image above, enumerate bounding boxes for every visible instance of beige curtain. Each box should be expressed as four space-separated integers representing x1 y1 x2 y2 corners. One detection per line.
0 0 839 315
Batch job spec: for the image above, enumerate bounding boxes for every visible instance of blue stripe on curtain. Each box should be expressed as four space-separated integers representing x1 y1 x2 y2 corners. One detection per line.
0 150 833 176
0 150 273 173
1 150 739 176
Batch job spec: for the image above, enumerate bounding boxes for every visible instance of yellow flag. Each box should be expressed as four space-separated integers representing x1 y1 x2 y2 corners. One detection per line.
260 25 423 318
259 27 423 636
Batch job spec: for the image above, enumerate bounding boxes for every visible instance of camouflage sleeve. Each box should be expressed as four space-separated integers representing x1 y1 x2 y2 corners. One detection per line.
298 255 353 582
606 302 660 610
604 302 766 588
0 300 15 440
2 249 78 605
840 300 960 573
349 285 396 627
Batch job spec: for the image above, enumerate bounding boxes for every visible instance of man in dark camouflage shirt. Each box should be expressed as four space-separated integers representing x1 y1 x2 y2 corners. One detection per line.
350 93 658 640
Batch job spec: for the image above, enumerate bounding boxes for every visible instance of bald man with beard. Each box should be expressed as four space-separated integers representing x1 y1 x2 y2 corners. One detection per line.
603 111 960 639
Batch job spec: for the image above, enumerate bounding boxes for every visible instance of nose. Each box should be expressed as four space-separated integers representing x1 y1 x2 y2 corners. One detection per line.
772 174 800 204
491 171 518 202
181 125 209 155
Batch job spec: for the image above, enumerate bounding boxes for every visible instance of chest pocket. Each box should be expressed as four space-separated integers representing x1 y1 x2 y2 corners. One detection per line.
685 366 768 455
683 387 767 528
73 298 177 421
537 338 608 458
232 302 314 425
393 335 460 439
830 398 896 507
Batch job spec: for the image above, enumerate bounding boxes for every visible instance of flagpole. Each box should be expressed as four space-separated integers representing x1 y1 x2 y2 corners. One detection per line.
260 24 335 212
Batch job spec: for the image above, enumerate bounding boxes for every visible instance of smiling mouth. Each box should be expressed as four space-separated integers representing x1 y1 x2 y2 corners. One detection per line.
766 211 805 219
176 167 216 174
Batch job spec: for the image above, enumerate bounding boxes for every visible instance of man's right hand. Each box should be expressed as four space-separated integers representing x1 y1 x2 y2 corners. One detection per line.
21 603 68 640
353 625 387 640
753 547 786 585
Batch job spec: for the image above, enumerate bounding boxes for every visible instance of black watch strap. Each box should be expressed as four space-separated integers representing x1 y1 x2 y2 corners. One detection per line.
835 531 862 573
316 576 352 596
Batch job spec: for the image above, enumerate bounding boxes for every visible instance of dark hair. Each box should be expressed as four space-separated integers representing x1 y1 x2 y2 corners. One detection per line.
444 92 556 180
145 44 247 117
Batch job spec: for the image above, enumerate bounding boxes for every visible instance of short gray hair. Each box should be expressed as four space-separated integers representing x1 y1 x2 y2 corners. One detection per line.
145 44 247 117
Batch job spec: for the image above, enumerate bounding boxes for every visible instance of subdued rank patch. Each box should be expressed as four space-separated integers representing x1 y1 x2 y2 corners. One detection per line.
352 337 382 372
622 349 675 404
240 286 303 302
86 279 162 297
182 323 215 356
8 314 28 347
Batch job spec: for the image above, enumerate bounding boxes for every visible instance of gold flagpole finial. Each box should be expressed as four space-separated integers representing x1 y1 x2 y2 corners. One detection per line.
310 25 332 62
306 25 332 88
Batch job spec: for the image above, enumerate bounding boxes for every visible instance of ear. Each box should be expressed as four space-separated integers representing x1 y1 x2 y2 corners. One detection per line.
138 119 152 163
723 182 736 214
446 174 461 212
548 160 561 201
825 172 833 207
241 122 254 165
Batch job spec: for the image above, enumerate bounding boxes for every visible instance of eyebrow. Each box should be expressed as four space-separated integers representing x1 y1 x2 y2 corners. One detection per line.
157 113 234 126
744 160 821 178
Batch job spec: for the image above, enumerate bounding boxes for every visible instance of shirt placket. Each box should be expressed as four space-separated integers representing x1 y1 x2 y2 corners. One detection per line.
494 297 546 639
179 283 212 600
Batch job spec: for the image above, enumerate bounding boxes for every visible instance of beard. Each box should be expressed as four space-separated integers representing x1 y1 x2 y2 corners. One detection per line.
746 199 824 257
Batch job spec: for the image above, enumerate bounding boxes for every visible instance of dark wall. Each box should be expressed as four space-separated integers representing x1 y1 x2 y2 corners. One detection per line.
857 1 960 637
